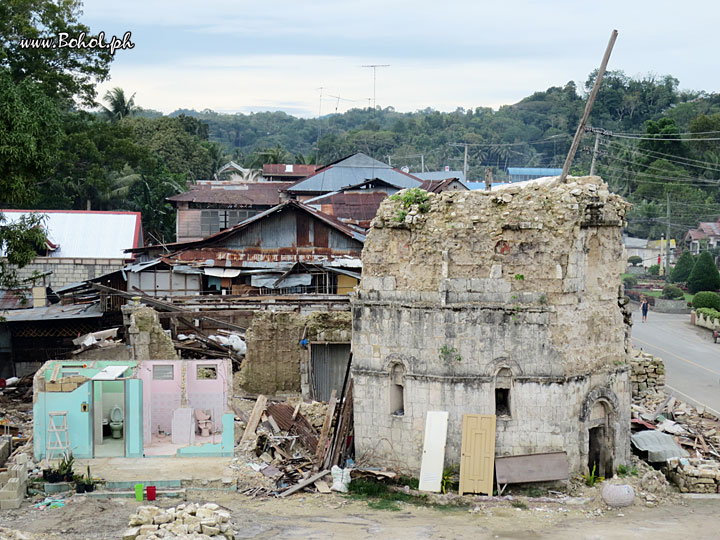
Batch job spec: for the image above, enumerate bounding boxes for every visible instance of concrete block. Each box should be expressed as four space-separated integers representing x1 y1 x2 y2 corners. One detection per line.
0 497 21 510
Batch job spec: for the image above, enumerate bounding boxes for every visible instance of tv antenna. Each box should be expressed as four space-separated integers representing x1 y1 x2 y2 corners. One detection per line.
361 64 390 110
327 93 357 114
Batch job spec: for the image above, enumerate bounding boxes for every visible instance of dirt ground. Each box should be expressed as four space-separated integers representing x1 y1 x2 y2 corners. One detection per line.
1 490 719 540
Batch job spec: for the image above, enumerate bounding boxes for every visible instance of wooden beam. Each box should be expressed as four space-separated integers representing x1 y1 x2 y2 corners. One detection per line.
241 395 267 444
314 389 337 466
559 29 618 183
279 470 330 498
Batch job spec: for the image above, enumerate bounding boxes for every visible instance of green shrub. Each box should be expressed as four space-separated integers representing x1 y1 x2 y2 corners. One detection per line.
687 251 720 294
692 291 720 311
696 307 720 323
661 285 684 300
670 251 694 283
627 255 643 267
623 275 638 289
647 264 660 276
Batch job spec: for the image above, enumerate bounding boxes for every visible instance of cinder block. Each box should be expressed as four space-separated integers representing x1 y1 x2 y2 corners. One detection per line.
0 497 21 510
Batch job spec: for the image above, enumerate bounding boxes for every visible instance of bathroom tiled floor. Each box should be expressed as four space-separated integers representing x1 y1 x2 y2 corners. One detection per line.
94 436 125 457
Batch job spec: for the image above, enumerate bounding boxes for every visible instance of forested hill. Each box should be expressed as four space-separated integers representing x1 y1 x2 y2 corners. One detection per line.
167 70 720 240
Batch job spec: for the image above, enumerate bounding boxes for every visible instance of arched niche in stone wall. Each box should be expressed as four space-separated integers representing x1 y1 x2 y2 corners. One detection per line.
579 386 620 477
483 356 524 378
382 353 415 374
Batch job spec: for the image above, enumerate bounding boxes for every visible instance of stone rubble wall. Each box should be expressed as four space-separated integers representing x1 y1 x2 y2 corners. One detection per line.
664 457 720 493
630 351 665 397
239 311 351 396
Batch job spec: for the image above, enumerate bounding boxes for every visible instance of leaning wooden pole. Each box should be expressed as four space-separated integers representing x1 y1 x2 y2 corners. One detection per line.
559 29 618 184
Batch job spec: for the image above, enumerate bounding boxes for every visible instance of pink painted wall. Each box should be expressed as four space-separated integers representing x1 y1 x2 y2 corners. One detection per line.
186 360 230 432
137 360 232 443
137 361 182 444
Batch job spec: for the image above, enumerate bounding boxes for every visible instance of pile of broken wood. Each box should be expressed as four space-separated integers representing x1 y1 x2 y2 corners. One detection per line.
238 380 355 497
632 392 720 461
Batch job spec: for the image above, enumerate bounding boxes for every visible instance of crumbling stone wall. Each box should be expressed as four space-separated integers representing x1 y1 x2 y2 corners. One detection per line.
122 305 178 361
631 351 665 397
664 457 720 493
352 176 632 475
239 311 351 396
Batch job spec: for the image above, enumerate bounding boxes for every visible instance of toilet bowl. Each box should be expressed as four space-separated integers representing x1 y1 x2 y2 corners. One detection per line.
194 409 212 437
109 405 124 439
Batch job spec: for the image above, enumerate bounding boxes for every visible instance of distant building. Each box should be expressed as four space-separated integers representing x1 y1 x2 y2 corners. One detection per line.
507 167 563 183
0 210 142 288
262 163 319 182
685 219 720 254
623 236 676 267
414 170 466 183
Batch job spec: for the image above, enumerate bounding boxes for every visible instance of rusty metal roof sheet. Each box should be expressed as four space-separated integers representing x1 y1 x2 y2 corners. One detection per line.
262 164 318 177
0 301 102 322
308 191 388 221
167 182 296 206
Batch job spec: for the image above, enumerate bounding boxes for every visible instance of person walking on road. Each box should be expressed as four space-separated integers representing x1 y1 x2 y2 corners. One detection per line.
640 296 649 323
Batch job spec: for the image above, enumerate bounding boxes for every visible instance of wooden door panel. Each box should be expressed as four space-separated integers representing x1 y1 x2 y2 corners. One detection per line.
459 414 496 495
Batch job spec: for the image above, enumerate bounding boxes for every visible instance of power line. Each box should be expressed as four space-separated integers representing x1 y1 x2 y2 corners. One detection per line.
600 138 720 171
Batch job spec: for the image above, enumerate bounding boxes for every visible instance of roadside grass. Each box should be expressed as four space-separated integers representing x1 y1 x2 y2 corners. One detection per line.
642 289 694 302
346 478 470 512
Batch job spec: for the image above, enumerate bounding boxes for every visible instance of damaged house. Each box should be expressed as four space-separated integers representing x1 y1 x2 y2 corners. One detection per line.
351 176 632 479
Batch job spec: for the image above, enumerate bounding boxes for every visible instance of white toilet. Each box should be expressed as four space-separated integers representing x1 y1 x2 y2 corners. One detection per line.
109 405 124 439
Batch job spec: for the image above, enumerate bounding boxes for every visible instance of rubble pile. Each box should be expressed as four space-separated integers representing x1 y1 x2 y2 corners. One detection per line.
124 502 235 540
0 528 44 539
664 458 720 493
630 351 665 397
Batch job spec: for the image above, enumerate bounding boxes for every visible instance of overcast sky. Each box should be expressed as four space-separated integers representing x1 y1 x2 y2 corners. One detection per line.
82 0 717 118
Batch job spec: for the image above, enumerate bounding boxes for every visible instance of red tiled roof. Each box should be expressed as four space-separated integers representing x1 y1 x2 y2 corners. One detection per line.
167 182 295 206
262 164 318 177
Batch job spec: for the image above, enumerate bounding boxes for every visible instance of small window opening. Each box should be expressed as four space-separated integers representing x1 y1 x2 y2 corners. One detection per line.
390 364 405 416
197 365 217 380
153 364 174 380
495 388 510 416
495 367 512 417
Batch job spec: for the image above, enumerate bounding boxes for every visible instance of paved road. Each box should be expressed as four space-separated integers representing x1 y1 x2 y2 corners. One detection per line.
631 307 720 415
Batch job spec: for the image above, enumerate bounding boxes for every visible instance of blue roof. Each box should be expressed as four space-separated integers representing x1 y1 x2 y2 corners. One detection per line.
288 153 422 193
507 168 562 176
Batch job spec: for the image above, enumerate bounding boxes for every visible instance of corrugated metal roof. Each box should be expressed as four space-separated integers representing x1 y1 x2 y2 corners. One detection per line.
419 178 469 193
1 210 142 259
0 301 102 322
308 191 388 221
288 153 422 193
415 171 466 183
167 182 295 206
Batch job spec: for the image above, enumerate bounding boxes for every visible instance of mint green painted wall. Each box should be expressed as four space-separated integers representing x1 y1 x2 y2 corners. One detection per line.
125 379 143 457
33 383 93 460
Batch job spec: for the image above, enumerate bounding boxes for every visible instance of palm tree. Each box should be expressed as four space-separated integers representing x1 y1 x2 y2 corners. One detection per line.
101 87 136 122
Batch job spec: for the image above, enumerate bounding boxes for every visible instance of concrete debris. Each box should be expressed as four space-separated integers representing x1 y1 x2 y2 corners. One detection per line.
601 483 635 507
125 502 236 539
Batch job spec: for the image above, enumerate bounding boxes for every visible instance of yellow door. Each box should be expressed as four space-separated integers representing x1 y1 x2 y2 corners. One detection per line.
459 414 496 495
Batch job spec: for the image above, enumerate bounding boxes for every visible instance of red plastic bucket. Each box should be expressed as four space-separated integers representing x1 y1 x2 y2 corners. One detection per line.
146 485 156 501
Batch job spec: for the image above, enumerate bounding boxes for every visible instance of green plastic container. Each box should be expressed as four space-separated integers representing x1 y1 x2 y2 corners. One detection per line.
134 483 143 501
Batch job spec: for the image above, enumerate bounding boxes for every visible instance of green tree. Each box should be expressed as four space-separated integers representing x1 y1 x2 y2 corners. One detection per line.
670 251 695 283
126 164 184 244
0 0 113 105
0 71 62 205
686 251 720 294
101 87 136 122
0 212 48 289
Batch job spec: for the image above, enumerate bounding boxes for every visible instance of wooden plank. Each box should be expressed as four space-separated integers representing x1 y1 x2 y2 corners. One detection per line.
418 411 449 492
279 470 329 498
49 363 61 383
291 403 301 421
495 452 569 485
459 414 496 496
241 395 267 444
314 480 331 493
314 389 337 465
327 381 353 469
267 415 280 434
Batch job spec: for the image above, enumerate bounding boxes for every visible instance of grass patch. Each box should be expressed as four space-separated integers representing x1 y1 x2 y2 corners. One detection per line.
510 499 528 510
347 477 472 512
367 499 401 511
642 290 694 302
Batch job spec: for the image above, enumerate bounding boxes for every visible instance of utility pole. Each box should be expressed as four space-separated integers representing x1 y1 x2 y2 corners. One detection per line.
589 132 601 175
666 192 671 278
560 29 618 183
463 143 469 182
386 155 392 167
316 87 324 163
421 154 425 173
362 64 390 110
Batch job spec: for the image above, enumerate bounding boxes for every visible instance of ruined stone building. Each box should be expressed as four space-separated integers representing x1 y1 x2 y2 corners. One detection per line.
351 176 632 477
